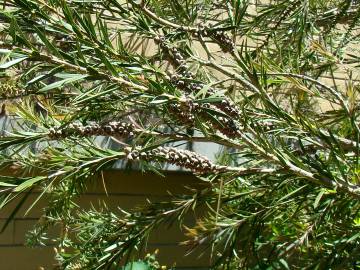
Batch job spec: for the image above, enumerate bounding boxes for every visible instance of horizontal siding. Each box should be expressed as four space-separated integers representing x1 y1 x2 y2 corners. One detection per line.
0 246 54 270
0 171 211 269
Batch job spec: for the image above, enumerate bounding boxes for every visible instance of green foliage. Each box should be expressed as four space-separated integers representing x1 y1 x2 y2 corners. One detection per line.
121 252 168 270
0 0 360 269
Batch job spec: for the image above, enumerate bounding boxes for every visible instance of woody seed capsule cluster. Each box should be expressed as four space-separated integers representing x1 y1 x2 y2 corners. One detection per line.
217 99 240 118
208 31 235 53
195 24 235 53
212 116 240 137
169 79 240 135
154 36 188 71
124 146 227 174
198 103 240 137
170 73 194 93
156 37 240 133
170 74 239 118
168 97 201 125
48 121 135 139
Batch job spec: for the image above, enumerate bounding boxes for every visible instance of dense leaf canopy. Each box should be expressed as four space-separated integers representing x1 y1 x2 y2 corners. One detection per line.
0 0 360 269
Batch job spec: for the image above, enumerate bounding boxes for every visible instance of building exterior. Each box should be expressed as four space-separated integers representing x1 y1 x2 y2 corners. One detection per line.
0 170 213 269
0 1 359 269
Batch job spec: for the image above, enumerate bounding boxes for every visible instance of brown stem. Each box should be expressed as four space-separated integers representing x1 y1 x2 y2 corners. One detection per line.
0 42 148 92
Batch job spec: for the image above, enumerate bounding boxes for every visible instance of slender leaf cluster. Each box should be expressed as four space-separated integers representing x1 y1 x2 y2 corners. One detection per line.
0 0 360 269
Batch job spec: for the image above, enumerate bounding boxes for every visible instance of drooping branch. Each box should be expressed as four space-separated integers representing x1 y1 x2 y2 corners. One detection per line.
45 120 244 149
0 42 148 92
123 146 276 176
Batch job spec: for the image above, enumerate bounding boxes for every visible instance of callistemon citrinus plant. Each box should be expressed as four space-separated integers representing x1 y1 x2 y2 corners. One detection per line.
0 0 360 269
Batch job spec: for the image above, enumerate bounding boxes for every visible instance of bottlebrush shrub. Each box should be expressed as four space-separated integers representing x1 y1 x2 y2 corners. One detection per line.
0 0 360 269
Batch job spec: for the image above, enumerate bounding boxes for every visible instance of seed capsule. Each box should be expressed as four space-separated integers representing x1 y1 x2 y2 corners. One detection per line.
125 146 225 174
48 122 136 139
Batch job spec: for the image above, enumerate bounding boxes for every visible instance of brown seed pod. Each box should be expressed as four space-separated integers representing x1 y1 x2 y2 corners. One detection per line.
168 97 198 126
169 73 240 118
48 121 135 139
126 146 227 174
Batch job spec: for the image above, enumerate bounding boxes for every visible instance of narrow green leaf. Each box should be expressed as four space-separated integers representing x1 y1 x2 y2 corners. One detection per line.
26 65 64 86
0 182 17 187
0 49 11 54
94 48 118 76
314 189 325 209
0 56 28 69
279 259 290 270
40 74 88 92
104 242 123 252
34 26 61 57
14 176 46 193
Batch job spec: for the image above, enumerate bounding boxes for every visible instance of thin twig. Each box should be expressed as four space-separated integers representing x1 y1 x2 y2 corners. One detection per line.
0 42 148 92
